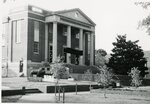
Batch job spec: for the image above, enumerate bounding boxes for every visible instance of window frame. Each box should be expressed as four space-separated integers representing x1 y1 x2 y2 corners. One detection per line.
63 26 67 36
75 33 79 39
34 21 40 42
33 21 40 54
33 42 39 54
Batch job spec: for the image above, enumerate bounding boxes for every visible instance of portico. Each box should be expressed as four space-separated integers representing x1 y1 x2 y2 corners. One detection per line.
45 12 95 65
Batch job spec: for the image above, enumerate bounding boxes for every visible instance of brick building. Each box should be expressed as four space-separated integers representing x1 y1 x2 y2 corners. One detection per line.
2 5 96 76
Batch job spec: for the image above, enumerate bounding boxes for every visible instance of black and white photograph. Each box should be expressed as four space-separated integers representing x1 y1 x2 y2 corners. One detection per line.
1 0 150 103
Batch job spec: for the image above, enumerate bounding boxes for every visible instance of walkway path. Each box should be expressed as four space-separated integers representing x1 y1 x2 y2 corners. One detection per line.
2 77 97 90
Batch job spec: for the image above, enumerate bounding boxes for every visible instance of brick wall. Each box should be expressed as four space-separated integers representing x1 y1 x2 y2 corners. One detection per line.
27 19 45 62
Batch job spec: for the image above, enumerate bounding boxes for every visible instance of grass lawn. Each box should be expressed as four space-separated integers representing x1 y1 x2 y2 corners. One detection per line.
65 92 150 104
2 90 150 103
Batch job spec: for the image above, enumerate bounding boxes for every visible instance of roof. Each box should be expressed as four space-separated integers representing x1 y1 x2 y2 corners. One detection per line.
47 8 96 26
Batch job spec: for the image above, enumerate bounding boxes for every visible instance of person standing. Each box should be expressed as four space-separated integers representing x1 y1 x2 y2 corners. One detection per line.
19 58 23 73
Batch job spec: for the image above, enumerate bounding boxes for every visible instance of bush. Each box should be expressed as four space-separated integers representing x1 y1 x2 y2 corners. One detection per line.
37 68 45 78
96 66 114 87
63 64 100 74
128 67 142 87
30 68 45 78
83 70 93 81
50 57 70 79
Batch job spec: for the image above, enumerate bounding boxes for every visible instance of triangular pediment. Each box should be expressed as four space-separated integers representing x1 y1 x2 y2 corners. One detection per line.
55 9 95 26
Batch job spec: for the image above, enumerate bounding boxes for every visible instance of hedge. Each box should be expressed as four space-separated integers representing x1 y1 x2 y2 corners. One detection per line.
63 64 100 74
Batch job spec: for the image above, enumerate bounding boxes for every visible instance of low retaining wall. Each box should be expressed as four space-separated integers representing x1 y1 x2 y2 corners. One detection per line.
47 84 99 93
2 90 24 96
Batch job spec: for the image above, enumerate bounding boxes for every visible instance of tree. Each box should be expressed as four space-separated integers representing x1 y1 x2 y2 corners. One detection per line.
95 49 107 67
135 2 150 35
107 35 148 77
139 14 150 35
96 66 114 98
51 56 70 79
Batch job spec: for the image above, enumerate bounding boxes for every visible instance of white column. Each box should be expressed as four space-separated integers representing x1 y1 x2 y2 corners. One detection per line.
52 22 57 63
90 32 94 66
67 25 71 63
83 32 85 65
45 24 48 62
79 29 83 65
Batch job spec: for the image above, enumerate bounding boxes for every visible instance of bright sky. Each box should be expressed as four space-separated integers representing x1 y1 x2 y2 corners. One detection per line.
1 0 150 53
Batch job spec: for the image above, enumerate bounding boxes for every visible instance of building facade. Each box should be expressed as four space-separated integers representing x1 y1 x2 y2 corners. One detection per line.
2 5 96 76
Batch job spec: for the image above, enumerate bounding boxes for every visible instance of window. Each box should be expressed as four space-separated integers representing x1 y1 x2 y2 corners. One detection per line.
63 26 67 36
34 21 39 42
33 42 39 53
13 20 22 43
34 21 40 53
75 33 79 39
88 34 91 60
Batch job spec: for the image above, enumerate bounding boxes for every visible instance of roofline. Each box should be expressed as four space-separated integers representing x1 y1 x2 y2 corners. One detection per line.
57 14 94 27
46 8 96 26
9 4 96 26
76 8 96 26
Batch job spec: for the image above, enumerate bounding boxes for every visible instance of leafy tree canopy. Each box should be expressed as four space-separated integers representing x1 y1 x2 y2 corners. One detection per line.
95 49 107 67
107 35 148 77
135 1 150 35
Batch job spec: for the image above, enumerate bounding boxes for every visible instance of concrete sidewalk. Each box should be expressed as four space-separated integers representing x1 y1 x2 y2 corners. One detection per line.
2 77 98 95
17 93 56 103
2 77 97 89
2 86 12 90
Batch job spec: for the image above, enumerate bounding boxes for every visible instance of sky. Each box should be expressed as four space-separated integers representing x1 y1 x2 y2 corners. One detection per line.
1 0 150 54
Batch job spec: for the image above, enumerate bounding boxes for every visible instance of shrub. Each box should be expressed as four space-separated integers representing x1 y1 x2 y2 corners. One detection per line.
96 66 114 87
50 57 70 79
83 70 93 81
128 67 142 87
37 68 45 78
63 64 100 74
